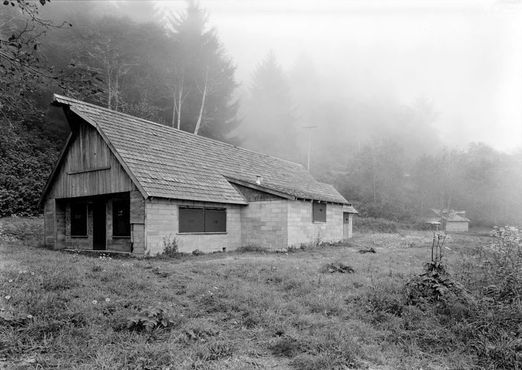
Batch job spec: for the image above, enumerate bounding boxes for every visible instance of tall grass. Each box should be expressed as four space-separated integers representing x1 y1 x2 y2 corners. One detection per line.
0 228 519 368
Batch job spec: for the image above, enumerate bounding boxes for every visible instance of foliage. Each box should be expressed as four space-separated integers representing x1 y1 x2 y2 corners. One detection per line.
0 118 66 216
0 1 242 217
236 245 269 253
160 235 179 257
2 229 519 368
0 216 42 244
165 0 239 142
0 1 92 217
354 217 398 233
406 262 473 305
126 306 178 332
239 51 299 161
320 262 354 273
477 226 521 304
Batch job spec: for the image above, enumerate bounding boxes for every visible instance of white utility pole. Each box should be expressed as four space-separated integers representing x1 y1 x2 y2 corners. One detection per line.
303 125 317 171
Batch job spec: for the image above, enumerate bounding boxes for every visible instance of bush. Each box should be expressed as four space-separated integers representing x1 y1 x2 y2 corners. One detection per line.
126 306 179 332
160 235 179 257
396 227 522 369
0 216 43 244
354 217 398 233
237 245 268 253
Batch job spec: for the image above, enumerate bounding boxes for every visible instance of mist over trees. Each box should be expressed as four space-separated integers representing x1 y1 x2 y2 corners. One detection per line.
239 52 298 161
0 0 520 226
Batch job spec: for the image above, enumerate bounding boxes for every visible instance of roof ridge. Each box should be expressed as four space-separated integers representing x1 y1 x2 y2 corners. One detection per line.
53 94 305 169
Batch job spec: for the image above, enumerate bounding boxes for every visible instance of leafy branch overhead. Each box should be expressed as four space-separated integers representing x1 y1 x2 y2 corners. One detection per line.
0 0 96 121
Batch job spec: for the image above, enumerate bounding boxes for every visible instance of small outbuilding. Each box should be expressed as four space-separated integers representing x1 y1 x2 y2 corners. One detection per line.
40 95 357 255
428 209 470 233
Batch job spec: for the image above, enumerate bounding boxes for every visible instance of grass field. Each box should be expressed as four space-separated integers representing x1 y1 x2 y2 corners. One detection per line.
0 220 520 369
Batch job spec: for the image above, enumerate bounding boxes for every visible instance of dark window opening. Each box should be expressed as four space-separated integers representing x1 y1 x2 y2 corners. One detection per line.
71 203 87 237
179 207 226 233
312 201 327 223
113 199 130 237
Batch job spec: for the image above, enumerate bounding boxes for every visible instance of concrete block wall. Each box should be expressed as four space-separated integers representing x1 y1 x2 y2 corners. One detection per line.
43 199 55 246
130 190 145 254
445 221 468 233
55 201 66 247
287 201 344 247
240 200 288 249
145 198 242 255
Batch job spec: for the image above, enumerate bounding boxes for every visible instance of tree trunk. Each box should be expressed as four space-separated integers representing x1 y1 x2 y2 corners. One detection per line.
194 68 208 135
171 74 184 129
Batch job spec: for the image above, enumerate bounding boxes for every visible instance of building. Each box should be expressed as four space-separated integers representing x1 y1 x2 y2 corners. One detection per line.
40 95 357 255
428 209 470 233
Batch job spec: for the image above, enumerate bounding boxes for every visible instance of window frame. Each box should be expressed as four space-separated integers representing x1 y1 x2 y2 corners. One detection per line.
112 198 131 238
70 202 88 238
178 206 227 234
312 201 327 223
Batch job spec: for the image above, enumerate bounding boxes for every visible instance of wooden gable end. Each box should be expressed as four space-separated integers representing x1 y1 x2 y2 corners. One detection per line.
47 122 136 199
231 183 286 202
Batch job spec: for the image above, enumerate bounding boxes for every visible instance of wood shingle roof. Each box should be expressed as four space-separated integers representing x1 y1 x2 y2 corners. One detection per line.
52 94 350 205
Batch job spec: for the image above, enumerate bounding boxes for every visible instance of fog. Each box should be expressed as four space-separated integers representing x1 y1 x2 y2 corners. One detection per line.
151 0 522 152
3 0 521 223
48 0 522 152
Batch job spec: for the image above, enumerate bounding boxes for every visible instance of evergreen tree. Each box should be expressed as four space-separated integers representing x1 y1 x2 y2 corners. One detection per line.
240 51 298 161
166 1 239 143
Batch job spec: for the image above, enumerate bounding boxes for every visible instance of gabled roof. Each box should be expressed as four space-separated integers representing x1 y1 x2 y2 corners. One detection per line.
431 209 470 222
47 95 350 205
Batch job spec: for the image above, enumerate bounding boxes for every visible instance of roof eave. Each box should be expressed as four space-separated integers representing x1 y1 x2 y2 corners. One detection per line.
38 132 74 208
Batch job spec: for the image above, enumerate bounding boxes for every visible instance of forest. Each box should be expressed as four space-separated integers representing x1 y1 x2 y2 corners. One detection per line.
1 0 521 226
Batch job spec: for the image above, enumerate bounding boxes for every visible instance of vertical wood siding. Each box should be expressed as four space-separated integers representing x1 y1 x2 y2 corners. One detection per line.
48 123 135 199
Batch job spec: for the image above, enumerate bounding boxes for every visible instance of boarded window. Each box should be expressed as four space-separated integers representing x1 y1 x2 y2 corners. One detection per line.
113 199 130 237
204 208 227 232
71 203 87 236
179 207 226 233
312 202 327 222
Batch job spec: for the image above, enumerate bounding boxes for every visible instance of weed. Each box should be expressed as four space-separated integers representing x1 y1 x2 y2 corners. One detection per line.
161 235 180 257
320 262 355 273
126 306 179 332
237 244 268 253
195 340 235 361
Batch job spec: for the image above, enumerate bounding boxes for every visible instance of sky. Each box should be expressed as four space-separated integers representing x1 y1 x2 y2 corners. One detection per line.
149 0 522 152
70 0 522 152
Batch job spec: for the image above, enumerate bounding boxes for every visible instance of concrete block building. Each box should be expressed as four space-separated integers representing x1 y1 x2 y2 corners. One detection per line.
427 209 470 233
41 95 357 255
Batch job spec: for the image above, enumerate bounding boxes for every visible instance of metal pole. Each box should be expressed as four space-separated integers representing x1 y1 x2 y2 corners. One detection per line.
303 125 317 171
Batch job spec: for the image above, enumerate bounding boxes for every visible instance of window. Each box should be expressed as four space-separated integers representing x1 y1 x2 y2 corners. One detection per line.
312 201 327 222
113 199 130 237
179 207 226 233
71 203 87 237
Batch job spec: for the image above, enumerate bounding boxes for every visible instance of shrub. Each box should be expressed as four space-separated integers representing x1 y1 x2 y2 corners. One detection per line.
160 235 179 257
126 306 179 332
354 217 398 233
0 216 43 244
236 245 268 253
479 226 522 304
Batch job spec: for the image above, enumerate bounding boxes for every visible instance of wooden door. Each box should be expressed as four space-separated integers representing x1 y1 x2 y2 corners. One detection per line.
343 212 352 239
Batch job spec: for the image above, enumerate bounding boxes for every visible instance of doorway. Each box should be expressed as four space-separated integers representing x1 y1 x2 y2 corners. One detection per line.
343 212 352 239
92 201 106 250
